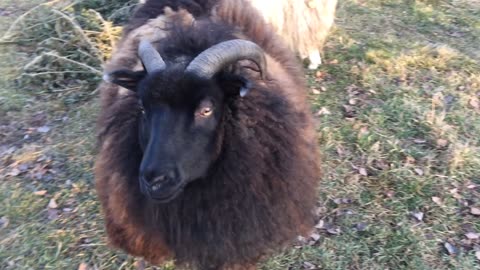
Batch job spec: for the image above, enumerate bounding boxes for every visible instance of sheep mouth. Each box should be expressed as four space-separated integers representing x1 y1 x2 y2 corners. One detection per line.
140 179 186 203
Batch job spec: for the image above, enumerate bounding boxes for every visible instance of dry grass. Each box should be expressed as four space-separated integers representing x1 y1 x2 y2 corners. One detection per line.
1 0 479 269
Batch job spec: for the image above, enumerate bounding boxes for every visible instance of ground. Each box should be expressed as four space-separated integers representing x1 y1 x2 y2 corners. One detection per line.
1 0 479 269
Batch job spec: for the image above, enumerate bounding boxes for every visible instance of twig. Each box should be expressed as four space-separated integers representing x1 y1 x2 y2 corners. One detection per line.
50 9 102 58
23 71 97 77
43 52 102 75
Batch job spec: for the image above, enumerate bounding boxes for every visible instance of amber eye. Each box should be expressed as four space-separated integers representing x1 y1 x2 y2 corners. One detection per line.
196 100 214 118
199 106 213 117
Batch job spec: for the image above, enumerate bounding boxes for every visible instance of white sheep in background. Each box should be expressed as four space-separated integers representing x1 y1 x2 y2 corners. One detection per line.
247 0 337 69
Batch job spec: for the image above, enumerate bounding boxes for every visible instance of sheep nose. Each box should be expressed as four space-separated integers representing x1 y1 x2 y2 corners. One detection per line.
141 167 178 185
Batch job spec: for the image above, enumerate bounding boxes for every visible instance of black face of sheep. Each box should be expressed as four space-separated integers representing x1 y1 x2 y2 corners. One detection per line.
105 40 266 203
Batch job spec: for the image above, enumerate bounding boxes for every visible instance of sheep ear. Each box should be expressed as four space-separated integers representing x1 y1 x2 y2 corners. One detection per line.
103 69 146 92
216 73 253 98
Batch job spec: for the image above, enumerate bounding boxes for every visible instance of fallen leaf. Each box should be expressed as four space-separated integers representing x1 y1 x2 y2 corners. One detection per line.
329 59 338 65
6 168 21 177
320 86 327 92
467 184 477 189
470 97 479 109
476 251 480 260
34 190 47 196
315 220 325 229
406 156 416 164
436 139 449 148
444 242 458 255
414 168 424 176
134 260 145 270
465 232 479 240
78 262 89 270
303 261 316 269
37 126 50 133
326 227 341 235
413 139 427 144
311 88 321 95
348 98 358 105
315 71 323 78
358 167 368 176
48 198 58 209
385 190 395 198
432 196 443 206
412 211 424 221
47 209 59 220
0 216 9 229
310 232 321 242
471 207 480 216
355 222 368 232
316 107 331 116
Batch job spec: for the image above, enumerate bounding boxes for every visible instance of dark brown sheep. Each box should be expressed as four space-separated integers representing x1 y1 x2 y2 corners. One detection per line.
94 0 320 269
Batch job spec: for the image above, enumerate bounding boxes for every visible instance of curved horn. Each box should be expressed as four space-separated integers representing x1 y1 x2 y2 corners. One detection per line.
185 39 266 79
138 40 166 73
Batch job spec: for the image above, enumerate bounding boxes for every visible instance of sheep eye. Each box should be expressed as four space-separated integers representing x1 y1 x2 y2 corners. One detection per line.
196 100 214 118
200 107 213 117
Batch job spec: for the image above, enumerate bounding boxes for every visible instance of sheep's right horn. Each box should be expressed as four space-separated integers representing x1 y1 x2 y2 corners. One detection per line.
185 39 266 79
138 40 166 73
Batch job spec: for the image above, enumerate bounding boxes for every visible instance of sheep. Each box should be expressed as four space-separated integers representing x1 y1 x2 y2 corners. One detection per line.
246 0 337 69
94 0 320 269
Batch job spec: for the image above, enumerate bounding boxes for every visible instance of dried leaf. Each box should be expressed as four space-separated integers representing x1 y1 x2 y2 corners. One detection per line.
476 251 480 260
470 97 479 109
303 261 316 269
414 168 424 176
310 232 321 242
465 232 479 240
413 139 427 144
6 168 21 177
348 98 358 105
311 88 321 95
0 216 9 229
134 260 145 270
320 86 327 92
48 198 58 209
467 184 477 189
34 190 47 196
471 207 480 216
316 107 331 116
37 126 50 133
47 209 59 220
432 196 443 206
406 156 416 164
355 222 368 232
78 262 89 270
358 167 368 176
315 71 323 78
436 138 449 148
412 211 424 221
444 242 458 255
326 227 341 235
315 220 325 229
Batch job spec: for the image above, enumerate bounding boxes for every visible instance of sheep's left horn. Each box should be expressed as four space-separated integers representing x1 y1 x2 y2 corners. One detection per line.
138 40 166 73
185 39 266 79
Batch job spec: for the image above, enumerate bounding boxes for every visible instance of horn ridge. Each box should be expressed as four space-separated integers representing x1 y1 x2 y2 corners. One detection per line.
138 40 166 73
185 39 266 79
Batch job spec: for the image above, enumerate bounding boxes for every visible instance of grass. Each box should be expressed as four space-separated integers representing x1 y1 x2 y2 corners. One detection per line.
1 0 480 269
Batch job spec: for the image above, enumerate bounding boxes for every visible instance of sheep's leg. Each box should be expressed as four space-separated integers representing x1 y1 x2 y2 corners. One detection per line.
307 49 322 70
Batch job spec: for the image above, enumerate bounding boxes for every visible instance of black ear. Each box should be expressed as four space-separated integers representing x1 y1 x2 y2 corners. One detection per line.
216 73 253 97
103 69 146 92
